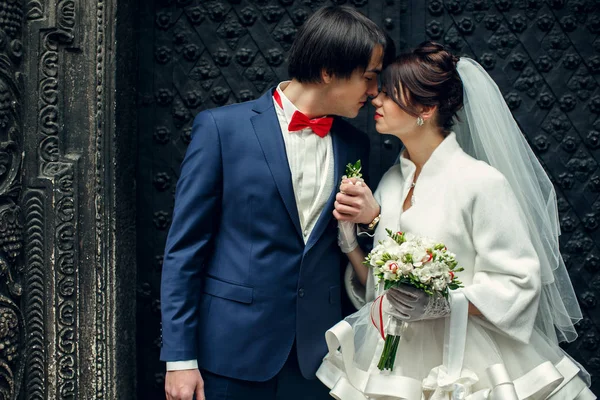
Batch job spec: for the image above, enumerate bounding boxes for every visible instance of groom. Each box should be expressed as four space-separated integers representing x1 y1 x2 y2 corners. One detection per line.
160 6 390 400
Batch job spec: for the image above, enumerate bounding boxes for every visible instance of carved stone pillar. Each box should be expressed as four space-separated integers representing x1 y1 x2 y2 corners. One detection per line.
0 0 26 398
12 0 137 398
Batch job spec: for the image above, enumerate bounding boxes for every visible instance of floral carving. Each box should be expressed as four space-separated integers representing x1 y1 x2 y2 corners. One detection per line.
536 92 555 110
181 127 193 144
211 86 230 105
559 94 577 112
589 95 600 114
426 20 443 39
153 173 172 192
186 6 205 25
509 52 527 71
560 15 577 32
488 25 518 58
504 92 521 110
238 89 255 102
153 211 171 230
262 5 284 23
239 6 257 26
183 90 203 109
155 11 172 30
445 0 462 15
514 67 542 98
154 126 171 144
235 48 255 67
536 55 553 72
494 0 512 12
536 14 554 32
155 46 172 64
206 1 227 22
585 130 600 150
155 88 174 106
213 48 231 67
428 0 444 15
588 15 600 34
561 136 578 153
457 17 475 34
509 14 527 33
533 135 550 153
587 56 600 74
484 15 501 31
182 44 201 62
291 9 309 26
265 48 284 66
563 54 581 70
568 73 596 100
272 22 297 50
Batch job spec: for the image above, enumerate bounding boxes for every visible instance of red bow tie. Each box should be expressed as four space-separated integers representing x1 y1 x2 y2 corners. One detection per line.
274 91 333 138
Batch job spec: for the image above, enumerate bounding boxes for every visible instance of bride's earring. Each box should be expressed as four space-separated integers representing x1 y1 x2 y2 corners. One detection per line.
416 116 424 126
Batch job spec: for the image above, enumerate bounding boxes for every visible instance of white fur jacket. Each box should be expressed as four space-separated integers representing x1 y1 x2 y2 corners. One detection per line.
347 133 541 344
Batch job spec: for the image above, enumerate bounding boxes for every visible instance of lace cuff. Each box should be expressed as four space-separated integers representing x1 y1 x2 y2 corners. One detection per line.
344 262 366 310
423 292 451 320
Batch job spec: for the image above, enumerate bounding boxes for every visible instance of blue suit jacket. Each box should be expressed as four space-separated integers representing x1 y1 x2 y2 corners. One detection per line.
160 88 370 381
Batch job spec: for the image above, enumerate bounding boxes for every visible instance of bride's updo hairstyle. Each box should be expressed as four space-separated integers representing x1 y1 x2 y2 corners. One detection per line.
381 41 463 134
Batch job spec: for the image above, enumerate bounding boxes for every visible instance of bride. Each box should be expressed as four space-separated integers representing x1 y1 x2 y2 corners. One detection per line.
317 41 596 400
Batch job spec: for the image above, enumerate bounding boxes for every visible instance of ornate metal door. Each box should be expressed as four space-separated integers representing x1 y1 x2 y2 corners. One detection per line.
136 0 600 398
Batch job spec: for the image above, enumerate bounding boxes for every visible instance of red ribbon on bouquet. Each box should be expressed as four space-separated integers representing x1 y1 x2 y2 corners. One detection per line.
370 295 386 340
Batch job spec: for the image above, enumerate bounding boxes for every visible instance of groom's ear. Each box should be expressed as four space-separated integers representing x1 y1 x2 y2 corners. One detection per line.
321 68 334 84
321 68 339 84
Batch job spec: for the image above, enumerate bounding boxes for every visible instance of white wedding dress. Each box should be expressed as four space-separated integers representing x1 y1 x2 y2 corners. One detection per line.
316 133 595 400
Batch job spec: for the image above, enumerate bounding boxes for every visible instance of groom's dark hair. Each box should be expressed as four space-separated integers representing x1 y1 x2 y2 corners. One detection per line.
288 6 391 83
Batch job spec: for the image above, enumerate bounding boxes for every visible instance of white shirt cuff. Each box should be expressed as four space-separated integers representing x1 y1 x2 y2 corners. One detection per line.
166 360 199 371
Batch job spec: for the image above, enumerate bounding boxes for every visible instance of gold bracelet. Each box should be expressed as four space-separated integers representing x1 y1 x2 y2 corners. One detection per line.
367 214 381 231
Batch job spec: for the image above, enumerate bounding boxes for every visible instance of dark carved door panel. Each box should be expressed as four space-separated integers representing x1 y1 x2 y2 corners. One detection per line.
136 0 599 398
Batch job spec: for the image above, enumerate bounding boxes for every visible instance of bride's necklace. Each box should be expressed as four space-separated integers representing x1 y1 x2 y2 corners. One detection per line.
410 180 417 206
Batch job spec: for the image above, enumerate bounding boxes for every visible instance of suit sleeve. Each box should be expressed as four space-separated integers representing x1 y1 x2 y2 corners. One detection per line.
462 172 541 343
160 110 223 361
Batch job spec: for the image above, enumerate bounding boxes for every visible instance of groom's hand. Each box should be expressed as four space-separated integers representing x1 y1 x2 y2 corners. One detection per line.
165 369 205 400
334 179 380 224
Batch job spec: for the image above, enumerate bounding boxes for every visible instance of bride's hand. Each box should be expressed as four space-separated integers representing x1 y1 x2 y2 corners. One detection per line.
334 179 380 224
385 285 450 322
337 219 358 253
335 179 360 253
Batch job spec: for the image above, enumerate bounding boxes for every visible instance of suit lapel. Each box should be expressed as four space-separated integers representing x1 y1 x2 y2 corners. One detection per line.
305 119 348 254
251 91 302 239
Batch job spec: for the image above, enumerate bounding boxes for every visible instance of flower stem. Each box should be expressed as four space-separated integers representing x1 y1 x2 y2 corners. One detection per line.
377 334 400 371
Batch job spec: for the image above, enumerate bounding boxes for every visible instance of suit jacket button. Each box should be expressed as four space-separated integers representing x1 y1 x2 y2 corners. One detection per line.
298 288 305 298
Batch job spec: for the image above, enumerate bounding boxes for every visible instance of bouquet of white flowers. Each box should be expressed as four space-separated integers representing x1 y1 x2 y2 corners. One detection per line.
365 229 463 370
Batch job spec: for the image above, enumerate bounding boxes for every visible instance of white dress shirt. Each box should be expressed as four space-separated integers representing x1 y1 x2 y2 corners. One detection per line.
274 81 334 242
167 83 335 371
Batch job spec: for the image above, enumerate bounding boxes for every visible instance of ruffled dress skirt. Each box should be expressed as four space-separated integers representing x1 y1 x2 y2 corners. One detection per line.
316 301 595 400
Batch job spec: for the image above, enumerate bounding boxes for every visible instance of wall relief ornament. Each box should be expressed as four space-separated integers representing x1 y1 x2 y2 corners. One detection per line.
20 0 137 397
0 0 25 399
